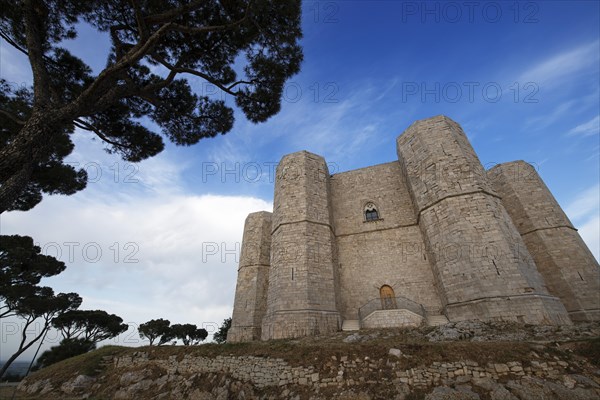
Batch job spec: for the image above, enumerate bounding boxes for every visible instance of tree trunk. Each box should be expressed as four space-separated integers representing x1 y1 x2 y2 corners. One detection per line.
0 348 24 379
0 326 47 378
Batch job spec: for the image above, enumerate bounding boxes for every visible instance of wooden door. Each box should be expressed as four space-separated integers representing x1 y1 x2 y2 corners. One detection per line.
380 285 397 310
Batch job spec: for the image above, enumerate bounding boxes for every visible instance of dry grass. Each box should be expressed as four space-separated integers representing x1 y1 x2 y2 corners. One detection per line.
11 327 599 400
21 345 129 384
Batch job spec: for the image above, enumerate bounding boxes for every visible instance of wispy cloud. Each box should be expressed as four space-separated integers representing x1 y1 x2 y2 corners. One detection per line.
568 115 600 137
518 41 599 87
204 80 393 170
566 184 600 222
523 100 578 130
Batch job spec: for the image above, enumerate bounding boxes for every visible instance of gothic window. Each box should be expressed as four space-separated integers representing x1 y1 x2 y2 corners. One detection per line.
380 285 397 310
364 202 379 221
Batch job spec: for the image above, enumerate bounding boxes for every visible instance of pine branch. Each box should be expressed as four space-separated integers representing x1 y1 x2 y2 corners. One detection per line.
0 109 26 125
73 119 131 149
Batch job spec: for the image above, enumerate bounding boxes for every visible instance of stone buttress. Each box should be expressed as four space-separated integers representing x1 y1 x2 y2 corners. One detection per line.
396 116 571 325
227 211 272 342
260 151 342 340
489 161 600 321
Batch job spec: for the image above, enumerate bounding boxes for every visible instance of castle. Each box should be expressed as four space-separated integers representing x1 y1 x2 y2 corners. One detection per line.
228 116 600 342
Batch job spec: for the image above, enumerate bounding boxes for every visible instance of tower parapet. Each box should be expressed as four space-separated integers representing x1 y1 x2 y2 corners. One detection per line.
227 211 272 342
396 116 571 325
489 161 600 321
261 151 342 340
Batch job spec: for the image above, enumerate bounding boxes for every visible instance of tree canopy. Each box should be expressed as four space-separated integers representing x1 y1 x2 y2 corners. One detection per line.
138 319 208 345
0 234 67 317
138 318 172 346
213 317 231 344
170 323 208 345
0 234 82 378
35 310 127 369
0 234 66 295
0 0 303 212
52 309 129 343
0 287 82 378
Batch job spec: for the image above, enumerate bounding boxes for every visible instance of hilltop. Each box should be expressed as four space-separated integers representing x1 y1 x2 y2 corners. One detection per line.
9 321 600 400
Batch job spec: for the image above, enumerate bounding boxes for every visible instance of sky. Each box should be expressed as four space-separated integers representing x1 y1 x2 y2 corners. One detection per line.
1 1 599 362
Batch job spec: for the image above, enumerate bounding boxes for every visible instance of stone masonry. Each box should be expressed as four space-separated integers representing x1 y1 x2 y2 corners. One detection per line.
229 115 600 341
489 161 600 321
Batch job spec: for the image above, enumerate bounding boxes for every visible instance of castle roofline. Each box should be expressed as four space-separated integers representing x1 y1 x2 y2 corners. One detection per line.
330 160 399 178
488 160 530 170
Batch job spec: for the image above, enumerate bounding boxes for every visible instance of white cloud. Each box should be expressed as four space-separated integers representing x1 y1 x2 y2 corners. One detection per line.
518 41 599 87
1 150 272 358
568 115 600 137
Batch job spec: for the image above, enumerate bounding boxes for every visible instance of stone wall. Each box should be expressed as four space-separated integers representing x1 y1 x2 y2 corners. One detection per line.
20 347 600 399
336 226 442 320
329 162 418 236
228 212 272 342
330 162 443 319
396 116 571 325
261 151 342 340
361 309 423 328
490 161 600 321
109 351 583 390
229 115 598 341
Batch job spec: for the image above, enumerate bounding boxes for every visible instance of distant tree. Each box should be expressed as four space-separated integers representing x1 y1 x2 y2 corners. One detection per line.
213 317 231 344
0 234 82 378
138 318 172 346
0 0 303 212
170 323 208 346
33 311 127 370
52 309 129 343
34 338 96 369
0 288 82 378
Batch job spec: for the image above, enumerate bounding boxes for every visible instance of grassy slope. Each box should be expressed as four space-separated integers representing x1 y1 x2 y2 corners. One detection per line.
10 329 600 399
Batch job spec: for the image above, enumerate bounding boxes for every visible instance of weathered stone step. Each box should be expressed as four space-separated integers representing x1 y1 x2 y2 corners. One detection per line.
427 315 449 326
342 320 360 331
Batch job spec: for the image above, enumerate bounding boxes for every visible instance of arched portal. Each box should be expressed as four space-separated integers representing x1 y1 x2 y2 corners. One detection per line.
380 285 397 310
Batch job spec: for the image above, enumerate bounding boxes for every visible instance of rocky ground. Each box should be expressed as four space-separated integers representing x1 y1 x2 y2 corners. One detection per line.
12 320 600 399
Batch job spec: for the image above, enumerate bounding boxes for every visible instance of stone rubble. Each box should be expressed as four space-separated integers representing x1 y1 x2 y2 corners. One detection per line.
18 347 600 399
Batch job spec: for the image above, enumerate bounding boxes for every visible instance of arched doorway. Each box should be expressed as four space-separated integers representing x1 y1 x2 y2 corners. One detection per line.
380 285 397 310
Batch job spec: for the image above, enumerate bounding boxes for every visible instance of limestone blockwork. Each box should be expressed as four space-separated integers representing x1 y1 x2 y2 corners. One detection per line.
229 116 599 341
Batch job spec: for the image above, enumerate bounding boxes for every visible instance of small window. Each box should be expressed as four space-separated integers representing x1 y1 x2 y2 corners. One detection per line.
364 202 379 221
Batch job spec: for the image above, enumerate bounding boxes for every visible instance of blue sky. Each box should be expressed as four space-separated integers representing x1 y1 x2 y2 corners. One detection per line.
1 1 599 360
